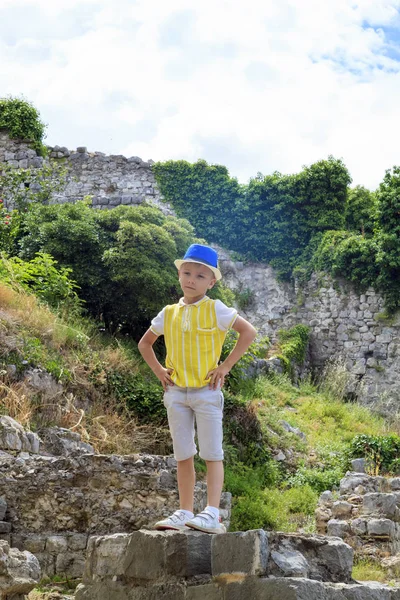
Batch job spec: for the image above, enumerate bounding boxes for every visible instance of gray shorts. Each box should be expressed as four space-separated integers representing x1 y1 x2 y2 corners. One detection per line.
163 385 224 462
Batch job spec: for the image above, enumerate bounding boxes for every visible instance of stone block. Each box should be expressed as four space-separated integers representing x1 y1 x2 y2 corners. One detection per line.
186 583 223 599
268 533 353 583
84 534 131 580
212 529 268 576
56 551 86 578
46 535 68 553
68 533 88 551
327 519 351 538
350 519 367 536
270 549 309 577
0 521 11 533
0 497 6 521
123 530 212 580
332 501 354 519
362 493 398 519
367 518 396 538
334 581 392 599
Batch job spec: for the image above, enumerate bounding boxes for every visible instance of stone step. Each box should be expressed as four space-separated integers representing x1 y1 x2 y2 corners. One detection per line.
75 529 360 599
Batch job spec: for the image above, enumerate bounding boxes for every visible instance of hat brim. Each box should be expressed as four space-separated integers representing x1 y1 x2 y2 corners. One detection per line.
174 259 222 281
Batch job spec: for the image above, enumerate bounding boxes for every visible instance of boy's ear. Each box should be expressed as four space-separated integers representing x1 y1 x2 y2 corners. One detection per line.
208 278 217 289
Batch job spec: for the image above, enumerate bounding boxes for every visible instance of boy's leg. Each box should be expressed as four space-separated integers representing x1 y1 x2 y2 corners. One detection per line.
185 387 226 533
177 456 196 513
154 387 197 530
205 459 224 509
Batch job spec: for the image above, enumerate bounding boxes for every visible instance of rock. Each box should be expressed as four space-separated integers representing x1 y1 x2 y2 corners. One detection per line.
0 540 40 596
39 426 95 456
0 415 40 453
319 491 334 505
270 549 309 577
332 501 353 519
367 518 396 538
362 493 399 520
351 459 366 473
212 529 268 576
327 519 351 538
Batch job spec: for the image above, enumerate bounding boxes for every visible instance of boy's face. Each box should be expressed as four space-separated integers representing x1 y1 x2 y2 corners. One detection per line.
179 262 216 303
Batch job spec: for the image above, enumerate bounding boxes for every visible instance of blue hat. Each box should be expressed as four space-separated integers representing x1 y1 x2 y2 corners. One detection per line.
174 244 222 280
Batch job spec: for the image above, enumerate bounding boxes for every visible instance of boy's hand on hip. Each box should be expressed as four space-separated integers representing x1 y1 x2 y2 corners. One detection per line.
155 366 174 391
207 365 230 390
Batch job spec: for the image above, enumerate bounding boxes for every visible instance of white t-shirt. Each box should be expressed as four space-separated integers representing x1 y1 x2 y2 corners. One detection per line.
151 297 238 336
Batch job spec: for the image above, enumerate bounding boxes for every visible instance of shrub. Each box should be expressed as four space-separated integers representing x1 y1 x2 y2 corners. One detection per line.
0 252 82 316
220 332 269 394
0 96 46 155
287 465 344 494
348 433 400 474
106 370 166 424
154 156 351 280
276 324 310 374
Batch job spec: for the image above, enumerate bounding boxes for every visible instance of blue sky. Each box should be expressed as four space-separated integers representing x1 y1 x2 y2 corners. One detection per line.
0 0 400 189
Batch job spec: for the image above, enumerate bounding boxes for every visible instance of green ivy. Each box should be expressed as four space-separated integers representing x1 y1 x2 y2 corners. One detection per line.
0 96 46 155
153 156 351 280
276 324 310 374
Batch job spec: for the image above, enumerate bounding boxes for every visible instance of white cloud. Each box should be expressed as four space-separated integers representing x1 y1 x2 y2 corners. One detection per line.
0 0 400 188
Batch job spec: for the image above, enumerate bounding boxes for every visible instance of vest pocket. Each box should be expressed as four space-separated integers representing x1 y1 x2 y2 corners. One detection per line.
197 327 217 335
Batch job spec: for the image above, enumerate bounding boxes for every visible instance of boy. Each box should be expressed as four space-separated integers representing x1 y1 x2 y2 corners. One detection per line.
138 244 256 534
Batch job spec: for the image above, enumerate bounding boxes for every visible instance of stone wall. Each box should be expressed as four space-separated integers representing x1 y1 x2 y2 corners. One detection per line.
74 528 400 599
0 131 166 213
316 471 400 558
220 249 400 413
0 423 231 578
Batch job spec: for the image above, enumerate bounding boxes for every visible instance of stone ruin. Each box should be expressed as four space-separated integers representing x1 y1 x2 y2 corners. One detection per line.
316 468 400 578
74 528 400 599
0 416 230 583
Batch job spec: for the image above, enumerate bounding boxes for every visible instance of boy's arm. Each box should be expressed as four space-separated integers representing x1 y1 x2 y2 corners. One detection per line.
138 329 174 390
206 316 257 390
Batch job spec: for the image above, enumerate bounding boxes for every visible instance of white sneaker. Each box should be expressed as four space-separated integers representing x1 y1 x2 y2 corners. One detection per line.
185 510 226 534
154 509 192 531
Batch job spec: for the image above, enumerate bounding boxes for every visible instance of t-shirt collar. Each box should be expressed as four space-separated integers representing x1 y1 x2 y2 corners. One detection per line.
178 295 209 308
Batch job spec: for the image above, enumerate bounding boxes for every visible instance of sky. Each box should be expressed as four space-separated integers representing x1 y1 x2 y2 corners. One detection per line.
0 0 400 189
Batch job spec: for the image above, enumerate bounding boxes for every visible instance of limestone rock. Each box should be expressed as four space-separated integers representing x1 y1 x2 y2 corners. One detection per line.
0 540 40 596
0 416 40 454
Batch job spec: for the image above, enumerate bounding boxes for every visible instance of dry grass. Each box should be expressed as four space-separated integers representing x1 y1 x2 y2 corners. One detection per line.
0 282 170 457
0 381 34 427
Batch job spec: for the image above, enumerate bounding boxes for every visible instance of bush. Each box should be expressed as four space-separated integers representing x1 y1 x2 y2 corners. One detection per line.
154 156 351 280
276 324 310 374
220 332 269 394
0 96 46 155
348 433 400 474
106 370 166 424
0 252 82 316
287 465 344 494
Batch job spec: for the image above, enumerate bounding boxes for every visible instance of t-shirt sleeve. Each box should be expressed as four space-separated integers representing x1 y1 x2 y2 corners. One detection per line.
150 307 166 336
215 299 238 331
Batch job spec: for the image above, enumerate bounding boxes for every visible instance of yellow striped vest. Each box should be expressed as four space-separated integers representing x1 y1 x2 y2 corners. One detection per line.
164 297 227 388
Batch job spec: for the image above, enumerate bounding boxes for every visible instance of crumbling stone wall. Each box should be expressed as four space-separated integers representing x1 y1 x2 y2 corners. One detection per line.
220 249 400 413
0 131 165 212
74 528 400 599
0 448 230 578
316 471 400 560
